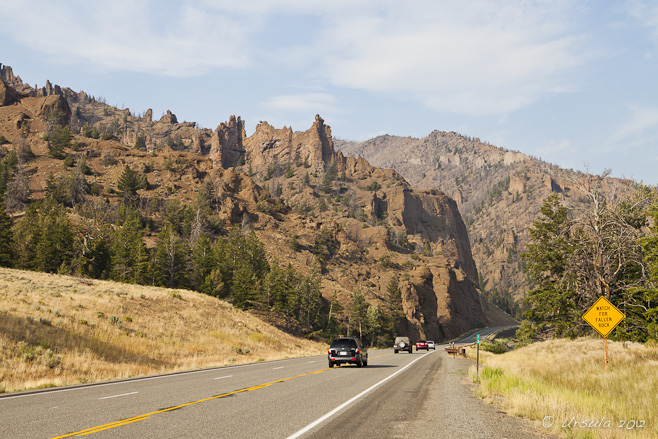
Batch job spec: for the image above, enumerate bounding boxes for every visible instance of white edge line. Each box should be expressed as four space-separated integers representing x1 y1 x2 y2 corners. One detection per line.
307 361 315 363
99 391 139 400
287 351 437 439
214 375 233 380
273 367 284 370
0 358 298 401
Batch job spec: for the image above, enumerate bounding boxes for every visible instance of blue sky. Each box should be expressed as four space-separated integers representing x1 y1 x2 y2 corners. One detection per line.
2 1 658 183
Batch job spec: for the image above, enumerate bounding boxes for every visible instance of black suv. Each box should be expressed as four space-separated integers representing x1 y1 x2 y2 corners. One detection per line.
328 337 368 368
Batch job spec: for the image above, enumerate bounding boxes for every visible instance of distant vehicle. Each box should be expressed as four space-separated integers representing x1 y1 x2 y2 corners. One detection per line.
328 337 368 368
427 340 436 350
416 339 429 351
394 336 413 353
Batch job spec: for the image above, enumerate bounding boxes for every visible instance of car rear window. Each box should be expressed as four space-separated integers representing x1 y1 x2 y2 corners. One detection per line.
330 338 358 349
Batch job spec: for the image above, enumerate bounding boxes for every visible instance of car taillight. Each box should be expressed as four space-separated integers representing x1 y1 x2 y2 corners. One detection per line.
355 348 360 354
328 349 331 354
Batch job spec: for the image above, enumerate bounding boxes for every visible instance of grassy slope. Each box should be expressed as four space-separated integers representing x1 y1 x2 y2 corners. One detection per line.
467 338 658 438
0 267 326 393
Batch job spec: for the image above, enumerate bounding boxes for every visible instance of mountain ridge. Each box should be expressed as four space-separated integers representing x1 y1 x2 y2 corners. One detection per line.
335 130 637 315
0 63 516 344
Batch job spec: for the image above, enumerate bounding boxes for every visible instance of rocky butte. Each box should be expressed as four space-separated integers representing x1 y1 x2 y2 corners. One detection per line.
0 64 516 340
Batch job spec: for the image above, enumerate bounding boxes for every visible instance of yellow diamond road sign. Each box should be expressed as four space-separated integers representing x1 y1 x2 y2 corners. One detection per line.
582 296 625 338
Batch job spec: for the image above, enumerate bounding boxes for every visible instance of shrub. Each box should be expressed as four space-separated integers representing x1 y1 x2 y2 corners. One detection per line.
480 340 508 354
108 315 120 326
44 349 62 368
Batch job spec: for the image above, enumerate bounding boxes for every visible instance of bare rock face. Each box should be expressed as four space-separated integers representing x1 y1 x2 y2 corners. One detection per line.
384 186 478 283
400 265 488 340
0 63 34 96
209 115 246 168
144 108 153 122
0 78 25 106
159 110 178 124
36 95 71 125
243 114 338 172
42 80 62 96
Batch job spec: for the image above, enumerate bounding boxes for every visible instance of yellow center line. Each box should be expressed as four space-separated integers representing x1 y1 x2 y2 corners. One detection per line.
53 353 397 438
51 367 329 438
78 417 150 436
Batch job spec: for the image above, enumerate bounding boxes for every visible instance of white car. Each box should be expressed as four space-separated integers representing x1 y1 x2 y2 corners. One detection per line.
427 340 436 350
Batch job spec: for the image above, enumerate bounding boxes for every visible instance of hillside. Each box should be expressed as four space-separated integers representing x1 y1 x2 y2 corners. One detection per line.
334 133 636 315
0 63 516 350
0 267 326 393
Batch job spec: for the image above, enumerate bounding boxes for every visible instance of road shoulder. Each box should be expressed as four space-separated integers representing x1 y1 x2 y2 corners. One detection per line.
408 351 557 439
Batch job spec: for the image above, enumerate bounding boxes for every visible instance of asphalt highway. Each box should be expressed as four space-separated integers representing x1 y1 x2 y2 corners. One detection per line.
0 327 516 438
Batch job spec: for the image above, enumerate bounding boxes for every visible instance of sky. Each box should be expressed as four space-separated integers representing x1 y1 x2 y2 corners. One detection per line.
2 1 658 184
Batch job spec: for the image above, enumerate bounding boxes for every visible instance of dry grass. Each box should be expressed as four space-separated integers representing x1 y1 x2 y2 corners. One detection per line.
0 267 326 393
467 338 658 438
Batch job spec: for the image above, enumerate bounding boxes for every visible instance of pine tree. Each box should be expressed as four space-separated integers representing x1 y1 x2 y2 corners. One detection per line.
0 197 13 267
189 234 214 293
110 213 144 282
521 194 576 337
350 290 368 339
155 223 189 288
382 276 403 342
33 201 74 273
117 165 138 197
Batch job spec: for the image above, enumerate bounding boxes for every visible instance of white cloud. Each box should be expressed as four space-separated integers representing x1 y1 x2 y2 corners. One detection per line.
0 0 252 76
315 1 587 115
606 105 658 151
1 0 590 116
263 92 337 112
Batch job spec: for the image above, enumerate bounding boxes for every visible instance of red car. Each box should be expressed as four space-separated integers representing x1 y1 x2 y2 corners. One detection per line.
415 339 429 351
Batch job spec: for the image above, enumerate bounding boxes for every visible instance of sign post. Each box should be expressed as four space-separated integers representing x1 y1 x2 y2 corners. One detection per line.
582 296 625 372
476 333 480 382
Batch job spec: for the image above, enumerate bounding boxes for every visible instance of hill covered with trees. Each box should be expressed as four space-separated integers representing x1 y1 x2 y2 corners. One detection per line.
0 64 516 351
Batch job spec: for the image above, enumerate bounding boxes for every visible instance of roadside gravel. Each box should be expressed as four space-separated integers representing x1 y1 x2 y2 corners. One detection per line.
407 351 557 439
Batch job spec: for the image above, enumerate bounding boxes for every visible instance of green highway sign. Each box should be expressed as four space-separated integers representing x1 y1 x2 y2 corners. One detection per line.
476 334 480 343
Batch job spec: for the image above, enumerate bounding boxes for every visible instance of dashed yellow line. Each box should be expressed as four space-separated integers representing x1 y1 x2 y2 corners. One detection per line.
51 368 328 438
52 352 396 438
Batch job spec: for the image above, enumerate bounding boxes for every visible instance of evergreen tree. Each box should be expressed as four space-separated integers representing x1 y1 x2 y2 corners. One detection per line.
350 290 369 339
189 234 214 293
320 162 338 193
110 213 144 282
382 276 403 342
27 201 74 273
154 223 189 288
364 306 383 346
116 165 146 199
44 172 66 205
0 197 13 267
521 194 576 337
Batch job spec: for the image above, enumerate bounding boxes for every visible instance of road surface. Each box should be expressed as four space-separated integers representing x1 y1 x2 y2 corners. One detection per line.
1 326 553 439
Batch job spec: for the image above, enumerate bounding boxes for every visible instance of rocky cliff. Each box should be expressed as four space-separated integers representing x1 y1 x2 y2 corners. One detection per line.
335 131 636 315
0 64 516 340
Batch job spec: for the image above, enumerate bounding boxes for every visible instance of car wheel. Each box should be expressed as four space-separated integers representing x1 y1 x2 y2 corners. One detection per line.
394 349 398 354
357 358 363 367
329 361 334 368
